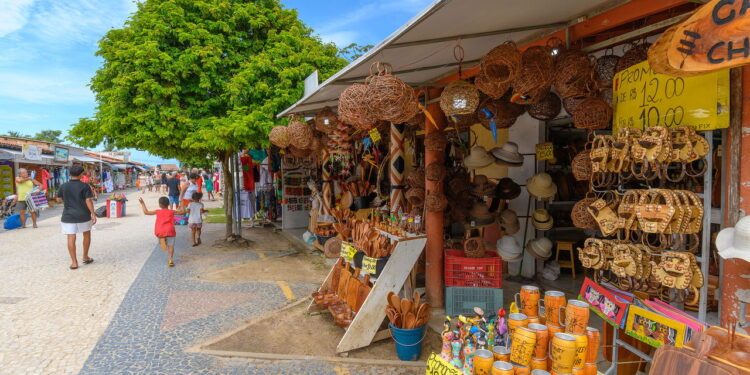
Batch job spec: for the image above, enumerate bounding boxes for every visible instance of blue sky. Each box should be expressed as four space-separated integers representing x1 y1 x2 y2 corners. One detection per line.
0 0 432 165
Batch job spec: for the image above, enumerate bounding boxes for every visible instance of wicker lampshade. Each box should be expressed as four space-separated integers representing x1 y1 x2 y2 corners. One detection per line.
287 119 313 149
367 63 419 123
552 50 593 99
511 46 554 105
440 79 480 117
480 41 521 84
314 107 339 134
339 83 376 130
474 71 510 99
269 126 290 148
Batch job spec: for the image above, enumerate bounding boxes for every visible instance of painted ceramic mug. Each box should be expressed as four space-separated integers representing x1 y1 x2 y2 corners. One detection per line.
583 363 598 375
473 349 494 375
511 326 538 366
515 365 531 375
571 333 588 369
531 370 551 375
515 285 541 318
493 345 511 362
549 332 577 374
491 361 515 375
508 312 529 339
559 300 590 335
585 327 600 364
528 323 550 360
530 356 548 371
542 291 566 326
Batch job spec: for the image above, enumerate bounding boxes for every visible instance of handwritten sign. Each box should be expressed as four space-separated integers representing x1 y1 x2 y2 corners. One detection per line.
341 242 356 261
535 142 554 161
362 256 378 275
22 145 41 161
426 353 462 375
368 128 381 142
613 60 729 132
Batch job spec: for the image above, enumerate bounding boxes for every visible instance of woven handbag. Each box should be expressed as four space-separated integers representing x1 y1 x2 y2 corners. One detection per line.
572 98 612 130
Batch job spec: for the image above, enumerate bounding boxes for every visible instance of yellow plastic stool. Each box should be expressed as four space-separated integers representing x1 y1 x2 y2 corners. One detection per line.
555 240 576 279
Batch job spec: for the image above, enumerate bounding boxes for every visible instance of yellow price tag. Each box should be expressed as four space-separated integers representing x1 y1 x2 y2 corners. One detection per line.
363 256 378 275
341 242 356 261
536 142 554 161
369 128 382 142
426 352 462 375
613 60 729 132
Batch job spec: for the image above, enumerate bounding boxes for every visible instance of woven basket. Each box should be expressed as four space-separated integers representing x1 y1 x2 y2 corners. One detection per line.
314 107 339 134
598 87 613 107
573 98 612 130
451 111 480 132
572 149 592 181
511 46 554 104
324 237 342 258
339 83 376 130
426 162 446 182
440 79 480 117
478 99 525 129
406 188 425 206
553 50 592 91
480 41 521 84
616 43 651 73
425 131 448 152
571 197 597 229
425 191 448 212
269 126 290 148
563 96 589 116
406 168 425 189
288 119 313 149
528 91 562 121
474 71 510 99
595 54 620 88
367 63 419 123
289 146 312 158
463 237 486 258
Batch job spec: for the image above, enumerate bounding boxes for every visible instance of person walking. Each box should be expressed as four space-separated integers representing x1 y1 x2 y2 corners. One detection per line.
139 196 185 267
165 172 181 209
203 171 214 201
187 192 207 246
57 165 96 270
14 168 42 229
179 174 199 208
191 168 204 194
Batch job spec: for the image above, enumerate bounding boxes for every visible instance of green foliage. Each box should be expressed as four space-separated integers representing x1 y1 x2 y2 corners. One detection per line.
33 130 63 143
338 43 373 61
5 131 30 138
69 0 346 161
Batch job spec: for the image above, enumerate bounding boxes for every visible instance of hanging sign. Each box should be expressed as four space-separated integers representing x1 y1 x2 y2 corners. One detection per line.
613 60 729 132
22 145 42 161
426 353 462 375
362 256 378 275
368 128 381 142
653 0 750 74
341 242 356 261
54 147 69 162
535 142 554 161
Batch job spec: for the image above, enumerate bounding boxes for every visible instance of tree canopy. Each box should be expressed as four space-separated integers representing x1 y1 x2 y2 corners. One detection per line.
6 129 63 143
338 43 373 61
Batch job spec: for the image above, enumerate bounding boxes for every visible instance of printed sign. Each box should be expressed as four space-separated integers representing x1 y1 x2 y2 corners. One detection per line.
613 60 729 132
625 305 687 348
425 352 462 375
368 128 381 142
362 256 377 275
535 142 554 161
22 145 42 161
341 242 356 261
579 278 629 328
54 147 69 162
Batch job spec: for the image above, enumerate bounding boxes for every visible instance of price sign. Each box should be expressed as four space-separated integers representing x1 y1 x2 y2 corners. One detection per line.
369 128 381 142
362 256 378 274
536 142 554 161
613 60 729 133
426 353 462 375
341 242 356 261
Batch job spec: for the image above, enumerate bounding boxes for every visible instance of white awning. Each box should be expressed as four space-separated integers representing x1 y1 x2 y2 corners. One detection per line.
73 156 105 163
279 0 625 117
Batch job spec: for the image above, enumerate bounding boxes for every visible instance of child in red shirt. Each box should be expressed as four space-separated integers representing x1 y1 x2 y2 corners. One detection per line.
139 197 185 267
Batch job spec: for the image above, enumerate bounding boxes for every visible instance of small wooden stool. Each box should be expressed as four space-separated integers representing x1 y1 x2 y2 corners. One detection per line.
555 240 576 279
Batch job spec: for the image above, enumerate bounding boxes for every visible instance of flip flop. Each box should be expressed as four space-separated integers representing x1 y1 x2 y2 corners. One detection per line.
168 261 175 267
83 258 94 264
69 265 78 270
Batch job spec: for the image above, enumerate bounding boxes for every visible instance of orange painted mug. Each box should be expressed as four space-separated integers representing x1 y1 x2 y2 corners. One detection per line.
530 357 548 371
542 291 566 326
528 323 549 360
583 363 598 375
549 332 577 374
493 345 511 362
571 333 588 369
559 300 590 335
508 312 529 338
514 365 531 375
474 349 495 375
515 285 541 318
585 327 600 364
491 361 515 375
510 326 537 366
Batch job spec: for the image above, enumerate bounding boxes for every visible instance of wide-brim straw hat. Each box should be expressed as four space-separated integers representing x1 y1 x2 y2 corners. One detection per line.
472 174 496 197
497 235 523 262
532 208 553 230
494 177 521 200
464 146 495 169
491 142 524 164
498 209 520 234
527 173 557 200
526 237 553 260
716 215 750 263
495 158 524 167
469 201 495 226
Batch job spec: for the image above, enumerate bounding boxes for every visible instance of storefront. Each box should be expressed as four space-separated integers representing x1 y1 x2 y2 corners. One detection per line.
272 0 748 372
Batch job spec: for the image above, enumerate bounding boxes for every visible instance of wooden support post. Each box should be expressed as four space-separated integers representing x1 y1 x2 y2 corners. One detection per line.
321 148 333 217
390 123 406 214
425 87 447 308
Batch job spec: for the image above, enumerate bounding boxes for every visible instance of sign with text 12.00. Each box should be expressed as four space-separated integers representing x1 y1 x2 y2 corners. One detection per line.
612 60 729 132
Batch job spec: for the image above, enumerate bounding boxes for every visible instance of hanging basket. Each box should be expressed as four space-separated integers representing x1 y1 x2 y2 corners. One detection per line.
480 41 521 84
289 146 312 158
571 197 597 229
406 188 425 207
314 107 340 134
598 87 613 107
269 126 290 148
288 119 313 149
425 131 448 152
463 237 486 258
367 62 420 124
478 99 525 130
594 54 620 88
563 96 589 116
572 98 612 130
511 46 554 105
616 43 651 73
426 162 446 182
450 111 480 132
528 91 562 121
474 71 510 99
406 168 425 189
440 79 480 117
425 191 448 212
553 50 593 98
339 83 376 130
572 149 593 181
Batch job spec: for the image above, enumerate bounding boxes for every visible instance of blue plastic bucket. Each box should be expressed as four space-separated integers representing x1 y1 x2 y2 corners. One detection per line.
389 323 425 361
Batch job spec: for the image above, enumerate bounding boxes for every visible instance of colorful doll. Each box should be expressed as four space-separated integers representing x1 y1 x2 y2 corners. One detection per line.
462 340 475 375
441 317 454 361
450 339 463 369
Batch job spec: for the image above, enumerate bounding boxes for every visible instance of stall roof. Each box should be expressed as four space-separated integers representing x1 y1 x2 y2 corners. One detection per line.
279 0 627 117
73 155 107 164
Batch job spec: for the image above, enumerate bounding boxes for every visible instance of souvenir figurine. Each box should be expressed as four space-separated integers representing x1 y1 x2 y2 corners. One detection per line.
462 340 476 375
441 317 454 361
496 308 509 347
487 318 496 347
450 339 463 369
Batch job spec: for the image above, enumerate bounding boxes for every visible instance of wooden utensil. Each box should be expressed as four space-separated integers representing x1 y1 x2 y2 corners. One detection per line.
401 298 412 316
388 292 401 313
404 312 417 329
355 274 371 312
413 291 420 313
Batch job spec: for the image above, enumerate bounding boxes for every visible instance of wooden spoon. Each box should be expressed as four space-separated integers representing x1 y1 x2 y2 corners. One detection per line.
404 312 417 329
401 298 412 317
388 292 401 313
413 291 420 314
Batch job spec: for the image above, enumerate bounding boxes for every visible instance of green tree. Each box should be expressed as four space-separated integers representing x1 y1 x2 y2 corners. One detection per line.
69 0 346 241
33 129 63 143
338 43 373 61
5 131 30 138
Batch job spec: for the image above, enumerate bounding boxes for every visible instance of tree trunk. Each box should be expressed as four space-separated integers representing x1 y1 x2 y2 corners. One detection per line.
220 152 234 239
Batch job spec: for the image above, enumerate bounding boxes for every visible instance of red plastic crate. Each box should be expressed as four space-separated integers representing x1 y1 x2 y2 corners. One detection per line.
444 249 503 288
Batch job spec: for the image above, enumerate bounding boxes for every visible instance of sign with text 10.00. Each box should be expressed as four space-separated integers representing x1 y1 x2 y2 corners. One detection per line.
612 60 729 132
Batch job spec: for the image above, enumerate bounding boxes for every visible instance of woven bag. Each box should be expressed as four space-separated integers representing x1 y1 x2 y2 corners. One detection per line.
480 41 521 84
314 107 339 134
269 126 290 148
571 197 597 229
474 71 510 99
425 162 446 182
478 99 525 130
572 149 593 181
339 83 376 130
463 237 486 258
425 191 448 212
553 50 593 98
511 46 554 104
367 63 419 123
440 79 480 117
573 98 612 130
528 91 562 121
288 119 313 149
425 131 448 152
616 43 651 73
594 53 620 88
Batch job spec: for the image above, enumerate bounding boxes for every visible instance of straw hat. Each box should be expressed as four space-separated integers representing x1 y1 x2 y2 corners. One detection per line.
498 209 520 235
472 175 496 198
490 142 524 164
526 237 553 260
495 158 524 167
497 235 523 262
469 201 495 226
527 173 557 200
464 146 495 169
532 208 553 230
716 215 750 263
494 177 521 200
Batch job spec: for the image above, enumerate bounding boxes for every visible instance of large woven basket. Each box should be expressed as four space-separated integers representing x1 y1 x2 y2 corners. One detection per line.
478 99 525 129
571 197 597 229
474 71 510 99
572 98 612 130
511 46 554 105
288 119 313 149
463 237 486 258
406 188 425 206
289 146 312 158
553 50 593 97
616 43 650 73
440 79 480 117
594 53 620 88
451 111 480 132
572 149 592 181
426 162 446 182
367 63 419 123
425 131 448 152
528 91 562 121
314 107 339 134
425 191 448 212
480 41 521 84
406 168 425 189
563 96 589 116
269 126 290 148
339 83 375 130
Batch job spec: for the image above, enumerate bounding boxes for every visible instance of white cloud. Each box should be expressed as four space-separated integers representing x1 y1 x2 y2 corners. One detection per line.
0 71 93 104
26 0 131 45
319 31 360 47
0 0 36 37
